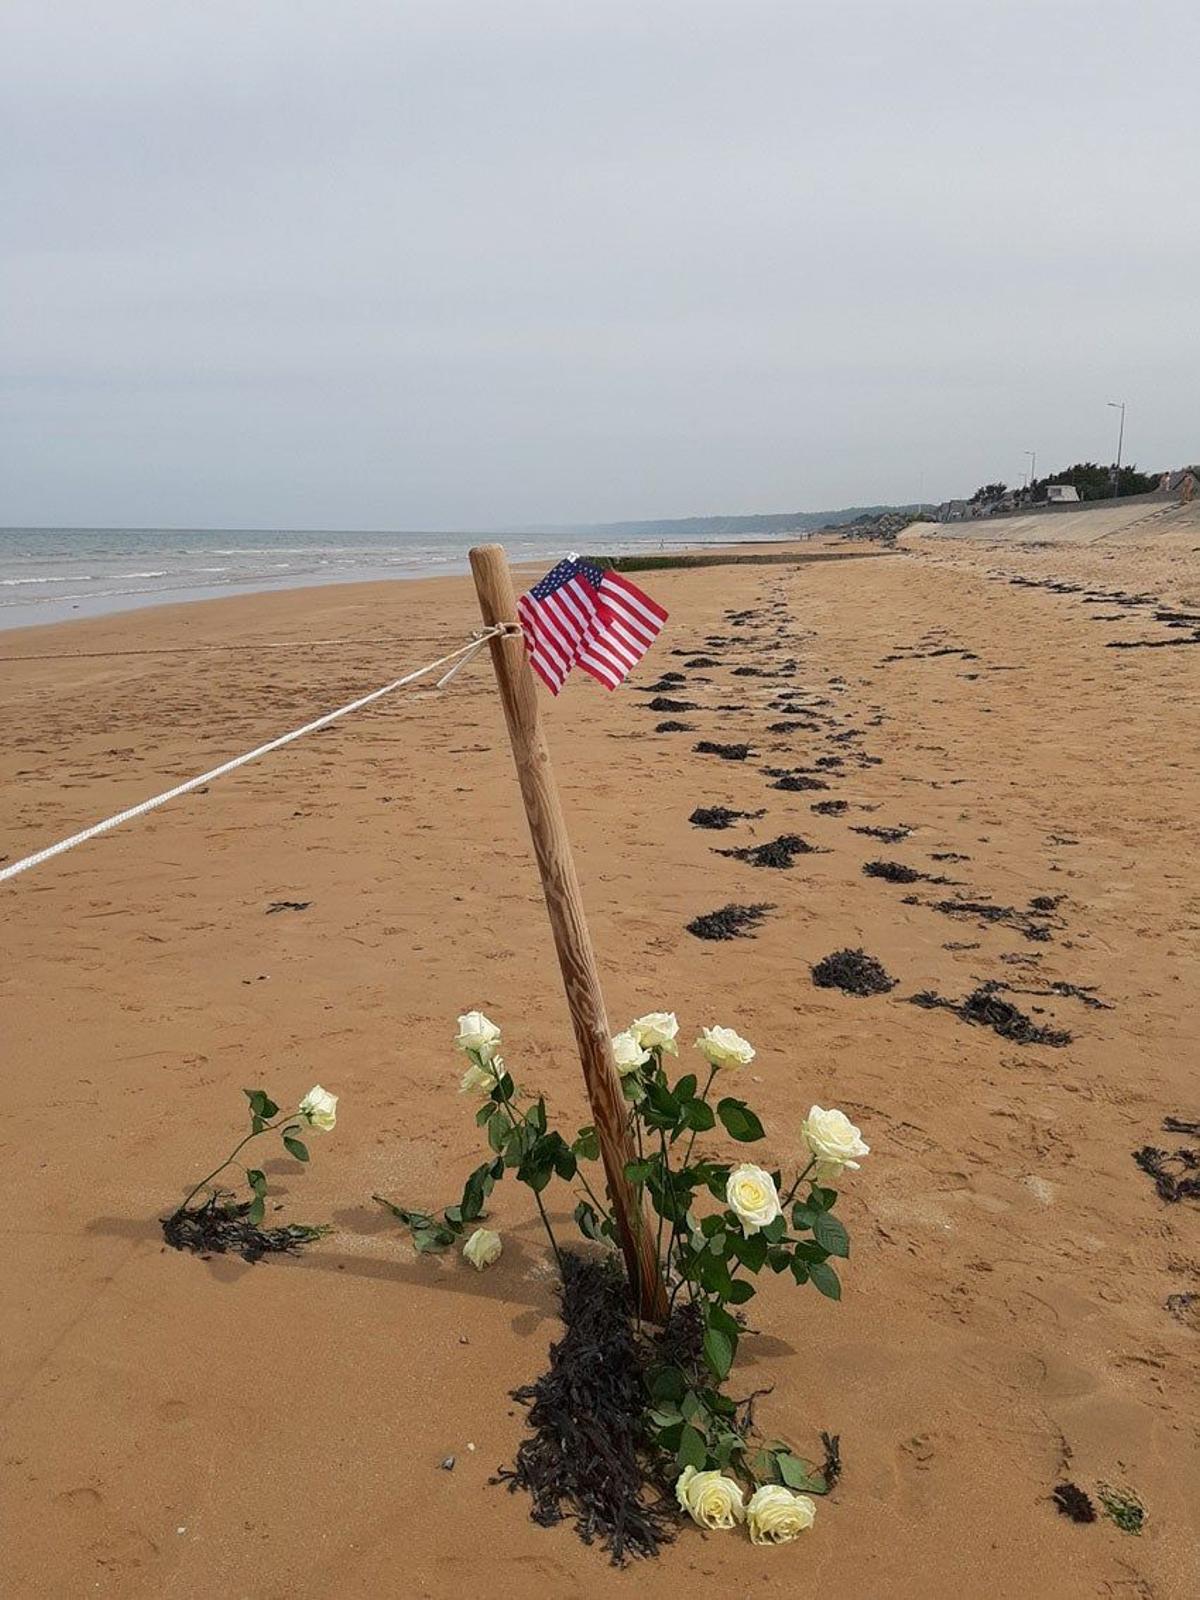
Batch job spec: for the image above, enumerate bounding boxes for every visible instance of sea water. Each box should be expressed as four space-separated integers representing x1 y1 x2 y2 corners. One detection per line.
0 524 760 631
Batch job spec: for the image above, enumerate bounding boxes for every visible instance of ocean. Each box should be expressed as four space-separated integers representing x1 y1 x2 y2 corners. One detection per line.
0 524 774 632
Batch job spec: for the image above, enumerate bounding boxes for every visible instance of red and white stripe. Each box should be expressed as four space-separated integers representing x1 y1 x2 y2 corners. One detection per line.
576 571 669 690
516 573 600 695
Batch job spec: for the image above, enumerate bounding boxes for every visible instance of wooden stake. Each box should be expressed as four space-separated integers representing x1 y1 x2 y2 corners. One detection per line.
468 543 668 1320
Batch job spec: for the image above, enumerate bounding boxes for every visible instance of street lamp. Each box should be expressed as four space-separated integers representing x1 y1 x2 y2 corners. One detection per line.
1107 401 1126 496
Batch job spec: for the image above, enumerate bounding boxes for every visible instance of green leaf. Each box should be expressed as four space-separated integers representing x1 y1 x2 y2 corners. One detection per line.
487 1113 508 1154
696 1251 735 1299
475 1102 496 1128
808 1260 842 1300
680 1390 708 1426
761 1215 787 1244
529 1097 547 1134
680 1098 716 1133
703 1325 734 1381
246 1195 265 1225
812 1210 849 1258
243 1088 279 1121
573 1201 604 1241
767 1247 792 1273
283 1135 309 1163
624 1158 657 1184
716 1098 765 1142
725 1278 755 1304
791 1202 817 1230
677 1424 707 1471
789 1258 810 1285
647 1365 687 1403
708 1302 740 1340
572 1125 599 1162
673 1073 698 1103
810 1184 838 1211
246 1168 266 1195
250 1114 266 1135
730 1231 768 1272
777 1452 825 1492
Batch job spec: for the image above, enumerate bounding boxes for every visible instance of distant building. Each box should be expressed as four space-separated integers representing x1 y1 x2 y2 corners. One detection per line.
1160 467 1198 502
939 500 971 521
1045 484 1080 504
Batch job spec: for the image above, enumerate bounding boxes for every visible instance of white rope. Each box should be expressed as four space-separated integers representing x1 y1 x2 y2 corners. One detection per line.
0 626 512 886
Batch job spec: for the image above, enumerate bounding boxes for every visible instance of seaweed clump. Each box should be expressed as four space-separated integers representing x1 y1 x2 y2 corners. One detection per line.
161 1197 328 1264
1052 1483 1097 1524
1132 1144 1200 1203
811 948 897 997
909 984 1071 1046
686 903 775 941
689 806 766 830
695 741 752 761
497 1253 676 1563
718 834 816 869
862 859 925 884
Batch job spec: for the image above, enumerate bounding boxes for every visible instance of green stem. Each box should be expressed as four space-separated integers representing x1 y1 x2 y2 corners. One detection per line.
491 1073 562 1269
174 1113 301 1215
575 1166 614 1226
782 1157 817 1209
680 1064 719 1168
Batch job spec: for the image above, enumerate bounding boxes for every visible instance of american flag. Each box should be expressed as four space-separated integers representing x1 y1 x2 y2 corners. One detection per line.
517 557 667 695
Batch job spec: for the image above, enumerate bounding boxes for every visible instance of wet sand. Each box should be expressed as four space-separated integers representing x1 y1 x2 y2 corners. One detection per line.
1 524 1197 1598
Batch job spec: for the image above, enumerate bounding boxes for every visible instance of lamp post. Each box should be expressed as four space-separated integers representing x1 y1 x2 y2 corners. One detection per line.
1107 401 1126 496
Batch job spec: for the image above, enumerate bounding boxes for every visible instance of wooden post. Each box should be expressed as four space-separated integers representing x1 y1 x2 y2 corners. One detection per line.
468 543 669 1320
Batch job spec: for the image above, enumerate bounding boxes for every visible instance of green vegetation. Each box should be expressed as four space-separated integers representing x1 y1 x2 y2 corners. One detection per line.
1097 1484 1145 1535
1031 462 1158 502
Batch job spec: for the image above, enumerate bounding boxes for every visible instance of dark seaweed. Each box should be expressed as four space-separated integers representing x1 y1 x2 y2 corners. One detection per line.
647 697 699 713
496 1253 677 1564
811 948 897 996
811 800 849 815
686 903 775 940
161 1197 327 1263
688 806 766 830
694 741 752 761
862 860 924 884
717 834 816 868
1052 1483 1097 1524
909 984 1071 1046
1132 1145 1200 1203
851 825 911 844
655 721 695 733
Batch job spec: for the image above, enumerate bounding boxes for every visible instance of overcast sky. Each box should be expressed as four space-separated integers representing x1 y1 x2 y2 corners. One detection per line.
2 2 1197 530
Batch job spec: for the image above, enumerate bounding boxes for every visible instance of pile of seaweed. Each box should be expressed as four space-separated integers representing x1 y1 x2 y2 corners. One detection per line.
497 1253 677 1563
655 720 694 733
811 948 897 996
929 897 1056 942
689 805 765 830
862 859 925 884
718 834 816 869
910 983 1071 1047
852 824 910 844
811 799 849 815
1132 1138 1200 1203
161 1197 328 1264
648 696 699 713
769 772 829 792
694 741 752 761
687 902 774 940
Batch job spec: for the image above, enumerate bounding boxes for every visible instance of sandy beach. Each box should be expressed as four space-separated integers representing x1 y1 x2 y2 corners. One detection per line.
2 514 1197 1598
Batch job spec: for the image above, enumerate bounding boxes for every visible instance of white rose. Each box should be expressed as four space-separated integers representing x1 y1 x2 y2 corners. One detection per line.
298 1084 337 1132
462 1227 502 1271
675 1467 745 1530
629 1012 679 1054
611 1029 651 1075
455 1010 502 1060
726 1163 781 1234
801 1105 869 1180
460 1054 504 1095
695 1025 755 1069
746 1484 816 1544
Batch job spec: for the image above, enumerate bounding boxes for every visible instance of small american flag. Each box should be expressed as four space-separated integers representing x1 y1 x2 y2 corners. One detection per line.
517 558 668 695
